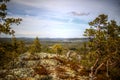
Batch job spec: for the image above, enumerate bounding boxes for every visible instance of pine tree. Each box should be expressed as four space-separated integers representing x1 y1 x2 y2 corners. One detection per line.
0 0 22 36
11 36 17 50
84 14 120 79
0 0 22 69
29 37 41 53
17 40 25 54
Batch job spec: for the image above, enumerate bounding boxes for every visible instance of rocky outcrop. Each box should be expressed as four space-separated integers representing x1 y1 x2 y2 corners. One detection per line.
0 52 89 80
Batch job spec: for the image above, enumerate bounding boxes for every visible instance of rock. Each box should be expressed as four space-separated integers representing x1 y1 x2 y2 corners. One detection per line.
20 52 31 61
0 52 89 80
8 68 34 78
5 75 14 80
40 59 58 67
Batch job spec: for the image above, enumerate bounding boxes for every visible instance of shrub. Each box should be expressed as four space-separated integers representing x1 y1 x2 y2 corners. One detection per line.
33 65 50 75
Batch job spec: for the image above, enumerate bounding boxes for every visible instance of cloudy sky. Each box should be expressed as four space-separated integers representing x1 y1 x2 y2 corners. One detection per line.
4 0 120 38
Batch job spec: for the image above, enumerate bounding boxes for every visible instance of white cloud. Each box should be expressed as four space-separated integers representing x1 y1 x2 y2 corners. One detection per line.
10 0 120 21
8 0 120 38
70 11 89 16
11 14 88 38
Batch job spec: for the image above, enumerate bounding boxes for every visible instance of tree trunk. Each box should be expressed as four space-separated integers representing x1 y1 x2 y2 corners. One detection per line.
95 62 104 75
89 58 105 80
106 60 109 77
89 58 99 80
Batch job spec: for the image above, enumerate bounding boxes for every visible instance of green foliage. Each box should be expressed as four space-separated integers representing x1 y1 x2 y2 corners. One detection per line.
0 0 22 69
51 44 63 54
80 42 88 54
83 14 120 79
0 0 22 35
80 51 97 69
17 40 26 53
11 36 26 54
29 37 41 53
0 37 26 69
84 14 120 57
0 43 18 69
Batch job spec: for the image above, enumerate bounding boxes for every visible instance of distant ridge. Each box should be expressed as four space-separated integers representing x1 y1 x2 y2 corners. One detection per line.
0 37 89 43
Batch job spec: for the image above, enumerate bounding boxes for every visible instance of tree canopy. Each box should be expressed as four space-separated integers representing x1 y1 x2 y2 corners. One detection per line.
29 37 41 53
0 0 22 69
51 44 63 54
0 0 22 36
84 14 120 79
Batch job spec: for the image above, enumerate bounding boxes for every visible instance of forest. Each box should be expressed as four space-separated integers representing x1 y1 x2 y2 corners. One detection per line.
0 0 120 80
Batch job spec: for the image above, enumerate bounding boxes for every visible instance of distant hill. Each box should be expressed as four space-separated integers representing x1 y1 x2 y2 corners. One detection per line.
0 37 89 43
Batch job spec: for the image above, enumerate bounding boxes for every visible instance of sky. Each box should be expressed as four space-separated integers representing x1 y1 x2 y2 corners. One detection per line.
3 0 120 38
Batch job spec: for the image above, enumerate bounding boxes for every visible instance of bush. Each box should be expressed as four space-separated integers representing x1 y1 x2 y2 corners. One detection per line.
33 65 50 75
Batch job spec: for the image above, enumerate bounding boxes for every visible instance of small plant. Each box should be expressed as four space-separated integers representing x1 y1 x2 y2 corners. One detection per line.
57 73 69 79
41 76 52 80
51 44 63 55
68 61 80 72
55 66 66 73
52 57 67 65
55 66 68 79
33 65 50 75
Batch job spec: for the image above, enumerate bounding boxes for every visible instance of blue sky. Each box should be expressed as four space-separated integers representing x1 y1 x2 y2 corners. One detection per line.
3 0 120 38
